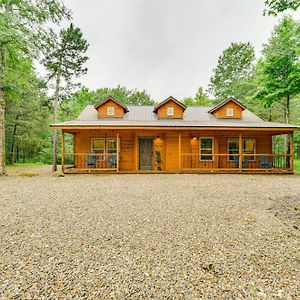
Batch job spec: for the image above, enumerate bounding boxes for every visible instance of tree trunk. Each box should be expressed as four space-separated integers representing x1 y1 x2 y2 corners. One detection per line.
284 95 290 158
285 94 290 124
52 72 60 172
10 115 19 164
0 45 6 175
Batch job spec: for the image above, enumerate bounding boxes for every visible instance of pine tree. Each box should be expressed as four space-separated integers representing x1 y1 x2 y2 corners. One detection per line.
43 23 89 171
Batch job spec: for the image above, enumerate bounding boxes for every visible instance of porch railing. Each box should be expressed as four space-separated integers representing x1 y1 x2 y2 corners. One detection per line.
181 153 292 171
63 153 118 171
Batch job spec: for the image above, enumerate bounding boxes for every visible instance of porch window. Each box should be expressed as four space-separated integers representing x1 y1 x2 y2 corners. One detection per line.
199 137 214 161
106 138 117 153
167 107 174 116
107 106 115 116
91 138 117 157
228 139 239 161
243 138 255 161
91 138 105 154
227 138 256 161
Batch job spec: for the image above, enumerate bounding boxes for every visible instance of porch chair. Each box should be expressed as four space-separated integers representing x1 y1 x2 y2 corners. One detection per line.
86 153 97 168
233 156 249 168
106 155 117 169
233 156 239 168
259 154 273 168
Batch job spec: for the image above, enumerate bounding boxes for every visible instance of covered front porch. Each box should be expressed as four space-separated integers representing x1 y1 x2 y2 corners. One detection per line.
60 128 295 174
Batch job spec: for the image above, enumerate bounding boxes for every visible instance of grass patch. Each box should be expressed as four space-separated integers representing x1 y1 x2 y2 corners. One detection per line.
7 162 46 169
294 159 300 173
18 172 39 177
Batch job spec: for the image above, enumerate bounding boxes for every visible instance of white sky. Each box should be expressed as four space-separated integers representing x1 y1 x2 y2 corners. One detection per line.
62 0 299 101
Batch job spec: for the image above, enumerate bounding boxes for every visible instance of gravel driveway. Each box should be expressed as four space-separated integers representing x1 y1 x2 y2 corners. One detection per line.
0 167 299 299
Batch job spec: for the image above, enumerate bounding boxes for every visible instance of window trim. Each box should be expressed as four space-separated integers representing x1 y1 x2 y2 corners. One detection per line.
91 137 117 153
199 137 214 161
91 138 105 152
167 106 174 116
226 108 234 117
227 138 256 161
107 106 115 116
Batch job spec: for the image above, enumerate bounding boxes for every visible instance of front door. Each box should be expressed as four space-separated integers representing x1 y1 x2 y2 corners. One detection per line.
139 138 153 170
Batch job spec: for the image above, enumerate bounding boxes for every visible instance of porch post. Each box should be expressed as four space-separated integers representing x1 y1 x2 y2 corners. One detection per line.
178 133 181 171
116 132 120 172
290 132 294 171
239 133 242 171
61 130 65 173
134 132 138 171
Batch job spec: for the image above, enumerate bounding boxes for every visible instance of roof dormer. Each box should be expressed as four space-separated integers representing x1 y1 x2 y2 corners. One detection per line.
153 96 186 119
94 97 128 118
208 97 246 119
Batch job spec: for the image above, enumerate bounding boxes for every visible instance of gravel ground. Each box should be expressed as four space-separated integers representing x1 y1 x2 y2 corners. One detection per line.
0 167 300 299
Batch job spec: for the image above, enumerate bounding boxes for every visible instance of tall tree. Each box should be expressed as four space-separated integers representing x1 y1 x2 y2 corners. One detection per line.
43 23 89 171
264 0 300 15
0 0 70 175
5 47 48 164
254 16 300 124
208 42 255 102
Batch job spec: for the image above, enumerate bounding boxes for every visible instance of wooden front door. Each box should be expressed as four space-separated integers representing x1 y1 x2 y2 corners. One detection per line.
139 138 153 170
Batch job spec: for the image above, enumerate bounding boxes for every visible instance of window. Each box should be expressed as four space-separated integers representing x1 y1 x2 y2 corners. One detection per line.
107 106 114 116
106 138 117 154
226 108 234 117
167 107 174 116
91 138 117 154
199 137 214 161
227 138 255 161
228 139 239 161
91 138 105 154
243 139 255 161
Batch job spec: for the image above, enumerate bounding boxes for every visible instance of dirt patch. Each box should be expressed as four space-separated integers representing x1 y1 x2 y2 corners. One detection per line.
270 195 300 231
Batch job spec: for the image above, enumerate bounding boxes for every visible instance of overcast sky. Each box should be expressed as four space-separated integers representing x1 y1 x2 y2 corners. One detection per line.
62 0 299 101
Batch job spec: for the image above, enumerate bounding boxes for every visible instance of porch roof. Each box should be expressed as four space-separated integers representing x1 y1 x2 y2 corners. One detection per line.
50 105 299 130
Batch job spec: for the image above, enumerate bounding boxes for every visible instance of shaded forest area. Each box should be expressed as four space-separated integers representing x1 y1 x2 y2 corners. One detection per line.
0 1 299 172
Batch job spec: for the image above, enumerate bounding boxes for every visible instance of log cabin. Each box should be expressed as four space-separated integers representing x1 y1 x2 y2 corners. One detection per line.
50 96 299 174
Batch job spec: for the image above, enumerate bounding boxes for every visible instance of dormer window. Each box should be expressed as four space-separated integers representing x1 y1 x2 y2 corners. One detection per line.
153 97 186 119
226 108 234 117
208 97 246 119
167 107 174 116
107 106 115 116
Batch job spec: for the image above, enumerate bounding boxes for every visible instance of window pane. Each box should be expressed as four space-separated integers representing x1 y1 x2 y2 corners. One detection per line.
92 139 105 153
201 138 213 149
243 139 254 152
228 139 239 161
200 138 213 161
243 139 255 161
201 155 213 160
106 138 117 153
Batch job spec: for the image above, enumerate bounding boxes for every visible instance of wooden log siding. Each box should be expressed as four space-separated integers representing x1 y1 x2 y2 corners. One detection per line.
97 99 125 118
157 100 185 119
62 128 293 173
213 100 243 119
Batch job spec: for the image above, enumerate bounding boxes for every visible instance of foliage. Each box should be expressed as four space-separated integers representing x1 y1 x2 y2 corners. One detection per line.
208 42 255 101
0 0 70 174
43 23 89 171
294 159 300 173
183 87 212 106
264 0 300 15
60 86 155 120
5 47 50 164
253 16 300 123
